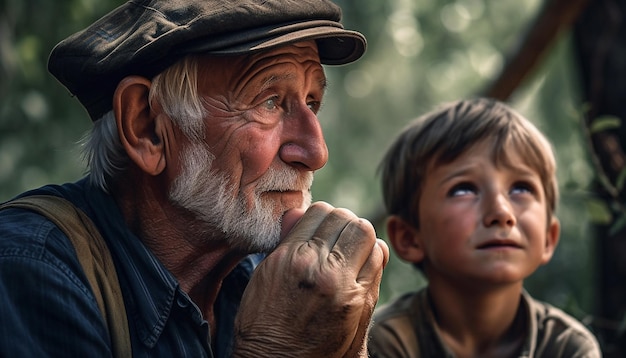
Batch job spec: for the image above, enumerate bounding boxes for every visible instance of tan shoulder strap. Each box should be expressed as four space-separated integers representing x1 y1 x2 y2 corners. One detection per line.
0 195 131 357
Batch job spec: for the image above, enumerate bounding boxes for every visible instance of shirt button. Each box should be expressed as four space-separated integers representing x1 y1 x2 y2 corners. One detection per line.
176 295 189 308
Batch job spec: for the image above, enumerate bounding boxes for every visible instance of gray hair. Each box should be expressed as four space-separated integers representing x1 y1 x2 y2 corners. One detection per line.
80 55 208 192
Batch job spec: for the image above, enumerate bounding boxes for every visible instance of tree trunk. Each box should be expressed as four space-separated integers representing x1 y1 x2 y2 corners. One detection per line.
573 0 626 356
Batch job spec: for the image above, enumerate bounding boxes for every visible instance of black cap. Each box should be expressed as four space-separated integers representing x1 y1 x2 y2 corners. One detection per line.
48 0 366 121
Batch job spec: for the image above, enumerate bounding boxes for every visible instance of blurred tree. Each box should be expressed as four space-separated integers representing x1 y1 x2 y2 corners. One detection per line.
327 0 617 354
322 0 598 321
0 0 125 199
1 0 620 355
475 0 626 354
573 0 626 355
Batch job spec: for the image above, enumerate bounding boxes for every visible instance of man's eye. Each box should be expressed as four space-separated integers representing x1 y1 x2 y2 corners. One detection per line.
307 101 321 113
263 97 278 110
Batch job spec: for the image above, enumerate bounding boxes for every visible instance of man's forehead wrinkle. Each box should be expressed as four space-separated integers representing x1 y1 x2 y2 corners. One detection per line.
261 73 296 91
214 56 326 102
203 94 238 115
255 71 326 96
223 57 289 96
241 43 320 75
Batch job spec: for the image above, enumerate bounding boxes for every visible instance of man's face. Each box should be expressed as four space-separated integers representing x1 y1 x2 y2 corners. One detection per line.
170 41 328 252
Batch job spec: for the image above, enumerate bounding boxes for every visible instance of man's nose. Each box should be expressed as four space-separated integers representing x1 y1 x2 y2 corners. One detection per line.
279 103 328 171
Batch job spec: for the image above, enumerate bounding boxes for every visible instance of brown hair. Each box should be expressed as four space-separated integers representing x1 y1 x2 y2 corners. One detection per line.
379 97 558 229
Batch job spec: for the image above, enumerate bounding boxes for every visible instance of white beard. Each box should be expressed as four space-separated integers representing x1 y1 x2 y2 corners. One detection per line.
168 141 312 252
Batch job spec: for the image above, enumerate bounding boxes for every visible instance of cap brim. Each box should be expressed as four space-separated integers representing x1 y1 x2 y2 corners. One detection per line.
181 20 366 65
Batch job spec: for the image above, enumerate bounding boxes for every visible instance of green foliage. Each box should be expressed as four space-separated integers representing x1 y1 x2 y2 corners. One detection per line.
583 112 626 243
587 198 613 225
0 0 125 201
590 115 621 134
320 0 597 320
609 213 626 237
617 168 626 192
0 0 600 326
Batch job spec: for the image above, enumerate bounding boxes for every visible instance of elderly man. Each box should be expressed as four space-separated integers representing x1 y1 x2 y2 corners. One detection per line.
0 0 389 357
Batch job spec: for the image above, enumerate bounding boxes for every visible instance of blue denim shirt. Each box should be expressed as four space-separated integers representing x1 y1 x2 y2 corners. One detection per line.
0 177 263 357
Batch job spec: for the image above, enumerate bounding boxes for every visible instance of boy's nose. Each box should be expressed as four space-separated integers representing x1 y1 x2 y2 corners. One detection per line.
482 194 516 228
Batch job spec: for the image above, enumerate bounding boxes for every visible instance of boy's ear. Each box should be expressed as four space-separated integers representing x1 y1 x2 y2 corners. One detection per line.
541 216 561 265
386 215 425 263
113 75 166 176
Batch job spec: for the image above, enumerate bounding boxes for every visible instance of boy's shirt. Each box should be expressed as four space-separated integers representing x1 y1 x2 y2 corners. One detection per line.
368 288 602 358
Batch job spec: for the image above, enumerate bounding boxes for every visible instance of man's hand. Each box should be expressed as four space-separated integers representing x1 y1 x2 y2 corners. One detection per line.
233 201 389 357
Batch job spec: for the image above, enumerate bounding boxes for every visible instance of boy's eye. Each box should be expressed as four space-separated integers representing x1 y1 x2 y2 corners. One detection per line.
448 182 477 197
510 181 535 195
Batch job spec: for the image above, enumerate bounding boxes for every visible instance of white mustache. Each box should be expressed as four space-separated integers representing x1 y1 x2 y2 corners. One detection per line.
255 166 313 193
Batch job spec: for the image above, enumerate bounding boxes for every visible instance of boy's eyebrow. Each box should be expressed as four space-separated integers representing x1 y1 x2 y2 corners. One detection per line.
499 160 541 176
506 167 543 181
438 166 475 185
438 162 540 184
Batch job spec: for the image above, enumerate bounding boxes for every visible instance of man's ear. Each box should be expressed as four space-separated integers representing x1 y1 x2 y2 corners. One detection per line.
386 215 425 264
541 216 561 265
113 76 166 176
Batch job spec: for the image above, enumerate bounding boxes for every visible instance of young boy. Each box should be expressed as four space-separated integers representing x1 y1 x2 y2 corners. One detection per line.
368 98 601 357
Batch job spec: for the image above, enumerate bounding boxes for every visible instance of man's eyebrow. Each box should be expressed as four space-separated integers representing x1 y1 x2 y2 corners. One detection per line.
260 74 295 91
259 74 328 92
319 77 328 91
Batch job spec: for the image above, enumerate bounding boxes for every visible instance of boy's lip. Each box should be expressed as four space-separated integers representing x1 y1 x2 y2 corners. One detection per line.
476 238 522 250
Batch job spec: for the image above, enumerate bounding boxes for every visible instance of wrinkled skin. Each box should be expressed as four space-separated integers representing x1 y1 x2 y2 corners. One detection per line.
114 39 389 356
234 202 389 357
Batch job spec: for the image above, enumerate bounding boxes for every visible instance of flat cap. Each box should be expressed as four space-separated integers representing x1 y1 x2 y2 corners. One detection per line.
48 0 366 121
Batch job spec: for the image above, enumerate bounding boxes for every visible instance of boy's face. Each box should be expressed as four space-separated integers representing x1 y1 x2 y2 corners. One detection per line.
412 141 559 288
